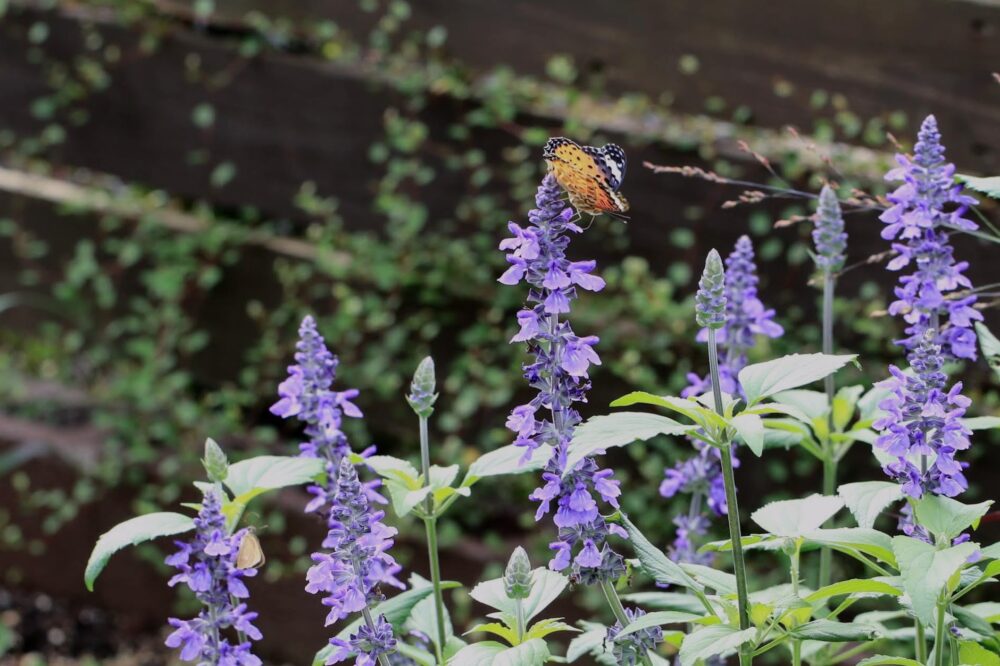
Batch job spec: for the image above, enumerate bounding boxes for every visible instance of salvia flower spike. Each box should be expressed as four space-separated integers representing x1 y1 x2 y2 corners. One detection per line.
406 356 438 419
499 174 625 582
165 488 263 666
813 185 848 274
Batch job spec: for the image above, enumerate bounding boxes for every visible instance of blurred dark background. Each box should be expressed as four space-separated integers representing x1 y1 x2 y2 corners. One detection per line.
0 0 999 663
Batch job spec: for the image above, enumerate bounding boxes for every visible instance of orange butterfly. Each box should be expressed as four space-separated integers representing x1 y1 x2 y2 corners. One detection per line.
543 137 630 221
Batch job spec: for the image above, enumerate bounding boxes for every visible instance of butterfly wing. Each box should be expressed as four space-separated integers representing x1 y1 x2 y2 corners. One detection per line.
583 143 627 191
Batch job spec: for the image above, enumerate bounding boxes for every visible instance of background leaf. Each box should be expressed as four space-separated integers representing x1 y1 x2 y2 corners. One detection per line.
85 512 195 590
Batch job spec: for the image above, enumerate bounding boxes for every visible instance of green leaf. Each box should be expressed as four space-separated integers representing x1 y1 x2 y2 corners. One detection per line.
976 322 1000 383
470 568 568 622
429 464 460 489
680 563 736 595
771 389 829 421
805 578 901 604
385 480 432 517
789 619 881 642
467 622 517 644
893 536 980 624
803 528 897 566
565 412 691 476
620 592 709 614
447 638 550 665
965 602 1000 624
731 413 765 456
832 385 864 431
953 605 996 638
678 625 755 666
523 618 579 640
838 481 903 529
620 514 701 591
739 353 856 405
567 622 616 664
407 577 454 651
614 610 702 640
315 581 461 666
85 512 195 590
751 495 844 537
856 657 924 666
857 383 892 422
958 641 1000 666
464 443 553 485
913 495 993 543
367 455 421 485
610 392 727 432
226 456 324 502
958 174 1000 199
963 416 1000 430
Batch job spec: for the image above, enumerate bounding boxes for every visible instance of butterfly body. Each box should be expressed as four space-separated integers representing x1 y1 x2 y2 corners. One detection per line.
543 137 630 220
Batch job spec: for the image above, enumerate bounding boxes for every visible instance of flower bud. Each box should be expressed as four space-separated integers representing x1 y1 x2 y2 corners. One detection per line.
406 356 438 418
695 249 727 330
202 438 229 483
503 546 533 600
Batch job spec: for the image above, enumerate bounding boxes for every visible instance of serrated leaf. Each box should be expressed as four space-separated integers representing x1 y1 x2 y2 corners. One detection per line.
964 416 1000 430
447 638 550 665
567 622 616 664
958 174 1000 199
85 512 195 590
739 353 856 405
913 495 993 543
678 625 755 666
407 576 454 651
429 464 459 489
610 392 727 432
226 455 324 502
789 619 881 642
464 443 553 485
958 641 1000 666
856 657 924 666
832 385 864 431
614 610 702 640
620 514 701 591
771 389 829 421
803 528 897 566
838 481 903 529
731 413 765 456
565 412 691 476
751 495 844 537
681 563 736 595
466 622 518 644
367 455 421 484
805 578 901 604
620 592 708 614
470 568 568 622
523 618 579 640
893 536 979 624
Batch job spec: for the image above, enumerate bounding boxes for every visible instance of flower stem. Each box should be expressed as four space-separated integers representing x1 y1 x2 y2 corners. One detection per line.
514 598 526 644
709 329 752 666
933 599 947 666
419 414 447 664
915 619 927 662
601 580 653 666
791 542 802 666
819 271 836 590
361 606 393 666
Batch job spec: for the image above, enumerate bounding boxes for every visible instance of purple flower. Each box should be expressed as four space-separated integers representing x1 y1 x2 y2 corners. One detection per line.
666 236 780 563
880 115 981 360
813 185 848 274
272 316 381 515
165 489 262 665
306 459 404 627
325 614 397 666
873 334 971 500
605 607 663 666
499 174 624 582
668 514 715 566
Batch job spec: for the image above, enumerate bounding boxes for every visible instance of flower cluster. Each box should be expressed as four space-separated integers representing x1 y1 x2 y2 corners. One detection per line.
813 185 848 274
664 237 781 564
499 174 625 583
874 334 971 499
605 607 663 666
165 489 262 666
271 315 371 514
307 458 403 664
880 114 981 360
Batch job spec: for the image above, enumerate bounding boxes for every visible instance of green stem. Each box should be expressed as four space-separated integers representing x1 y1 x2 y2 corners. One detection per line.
418 414 447 664
819 271 836 590
915 619 928 663
601 580 653 666
514 598 525 644
791 542 802 666
709 329 752 666
933 599 947 666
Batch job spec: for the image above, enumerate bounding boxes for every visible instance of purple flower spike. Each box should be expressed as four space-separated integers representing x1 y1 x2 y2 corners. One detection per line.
874 333 971 500
499 174 625 582
880 115 981 360
326 613 397 666
165 489 262 665
273 316 382 515
605 607 663 666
